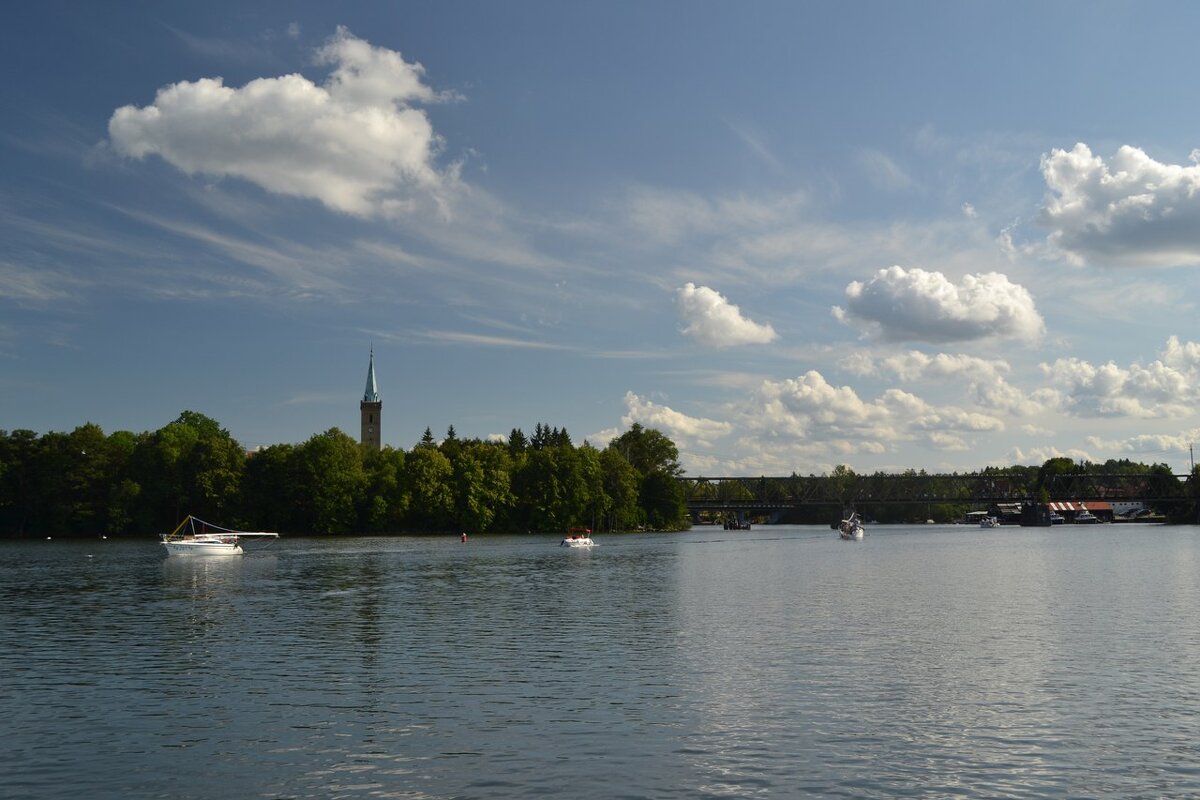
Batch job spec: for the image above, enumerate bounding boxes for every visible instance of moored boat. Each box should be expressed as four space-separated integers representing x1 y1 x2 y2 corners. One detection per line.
161 515 279 556
979 515 1001 528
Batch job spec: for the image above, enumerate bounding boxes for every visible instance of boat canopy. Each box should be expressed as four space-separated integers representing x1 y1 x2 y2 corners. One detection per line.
164 515 279 541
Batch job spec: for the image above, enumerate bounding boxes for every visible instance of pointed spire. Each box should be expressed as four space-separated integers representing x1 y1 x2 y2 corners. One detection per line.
363 347 380 403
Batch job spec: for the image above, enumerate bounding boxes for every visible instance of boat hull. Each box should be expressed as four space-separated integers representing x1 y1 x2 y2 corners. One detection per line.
561 537 594 547
162 540 243 556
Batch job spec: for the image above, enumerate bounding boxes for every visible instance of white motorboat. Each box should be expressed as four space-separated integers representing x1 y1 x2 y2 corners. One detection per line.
561 527 595 547
838 513 865 541
979 516 1001 528
1074 509 1101 524
161 515 279 556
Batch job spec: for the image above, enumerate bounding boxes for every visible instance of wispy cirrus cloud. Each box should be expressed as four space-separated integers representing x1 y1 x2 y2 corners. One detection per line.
415 330 576 350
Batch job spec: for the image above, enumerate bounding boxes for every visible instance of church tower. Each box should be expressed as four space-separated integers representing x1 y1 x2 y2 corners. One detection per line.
360 348 382 451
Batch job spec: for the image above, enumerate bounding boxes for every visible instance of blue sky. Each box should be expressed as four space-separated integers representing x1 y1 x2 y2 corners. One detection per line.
4 1 1200 475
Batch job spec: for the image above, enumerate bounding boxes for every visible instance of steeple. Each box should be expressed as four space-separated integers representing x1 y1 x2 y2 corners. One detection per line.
360 348 382 451
363 347 380 403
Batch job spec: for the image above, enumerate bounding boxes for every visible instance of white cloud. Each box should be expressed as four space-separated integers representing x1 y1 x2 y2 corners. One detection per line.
1040 338 1200 418
833 265 1045 343
738 370 1003 456
619 391 733 448
109 27 454 218
676 282 777 347
971 377 1062 417
1041 142 1200 266
841 349 1009 382
1086 429 1200 461
1164 335 1200 372
1007 445 1094 466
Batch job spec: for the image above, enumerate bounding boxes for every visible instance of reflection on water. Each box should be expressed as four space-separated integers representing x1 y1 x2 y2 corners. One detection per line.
2 526 1200 798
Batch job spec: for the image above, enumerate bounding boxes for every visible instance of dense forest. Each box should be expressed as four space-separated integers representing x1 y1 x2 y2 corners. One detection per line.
0 412 690 537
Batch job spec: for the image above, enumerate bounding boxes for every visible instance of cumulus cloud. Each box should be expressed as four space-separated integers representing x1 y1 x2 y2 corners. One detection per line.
676 282 777 347
841 349 1009 382
1008 445 1094 466
1163 335 1200 372
833 265 1044 343
971 377 1062 417
1040 337 1200 418
1087 429 1200 460
109 27 454 218
739 370 1003 455
620 391 733 448
1041 142 1200 265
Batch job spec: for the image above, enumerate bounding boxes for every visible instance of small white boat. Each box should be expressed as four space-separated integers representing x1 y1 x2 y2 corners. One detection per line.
161 515 279 556
1074 509 1101 524
561 528 595 547
838 513 865 541
979 516 1001 528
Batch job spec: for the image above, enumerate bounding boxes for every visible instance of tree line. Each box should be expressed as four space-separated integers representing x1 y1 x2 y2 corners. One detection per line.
686 457 1200 525
0 412 690 537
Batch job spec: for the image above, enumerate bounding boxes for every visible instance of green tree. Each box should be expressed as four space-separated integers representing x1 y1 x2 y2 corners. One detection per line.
599 448 640 530
451 441 514 532
0 430 41 535
363 447 407 532
507 428 527 456
293 429 366 534
128 411 245 530
512 445 595 531
575 443 609 530
639 470 687 529
241 443 299 532
608 423 682 477
402 446 454 530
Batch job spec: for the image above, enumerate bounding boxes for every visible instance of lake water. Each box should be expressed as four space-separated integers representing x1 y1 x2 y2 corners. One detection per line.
3 524 1200 799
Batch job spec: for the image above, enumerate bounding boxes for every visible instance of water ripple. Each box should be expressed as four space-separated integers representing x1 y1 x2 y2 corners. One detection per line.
3 527 1200 798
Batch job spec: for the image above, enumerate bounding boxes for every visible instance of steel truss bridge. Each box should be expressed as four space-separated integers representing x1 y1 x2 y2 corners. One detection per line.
681 473 1196 518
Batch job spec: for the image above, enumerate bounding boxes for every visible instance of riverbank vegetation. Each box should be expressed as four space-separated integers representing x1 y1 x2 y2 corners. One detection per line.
4 412 1198 536
0 412 690 537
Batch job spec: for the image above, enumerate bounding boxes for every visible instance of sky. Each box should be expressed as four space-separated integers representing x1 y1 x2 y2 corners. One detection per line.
4 1 1200 476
